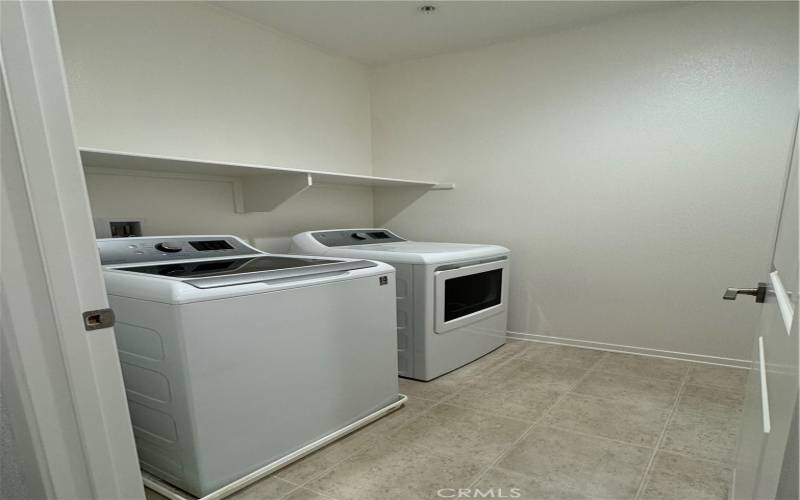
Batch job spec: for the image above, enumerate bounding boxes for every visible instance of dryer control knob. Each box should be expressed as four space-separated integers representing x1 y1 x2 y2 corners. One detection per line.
155 242 183 253
352 232 369 240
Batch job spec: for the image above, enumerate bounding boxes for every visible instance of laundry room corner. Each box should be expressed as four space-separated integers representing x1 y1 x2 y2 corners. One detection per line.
369 1 798 364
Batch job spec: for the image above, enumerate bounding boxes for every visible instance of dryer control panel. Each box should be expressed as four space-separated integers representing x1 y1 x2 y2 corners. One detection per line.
98 236 259 265
311 229 405 247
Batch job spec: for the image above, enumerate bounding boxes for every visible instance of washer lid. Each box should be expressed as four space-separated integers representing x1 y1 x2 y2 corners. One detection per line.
113 255 377 288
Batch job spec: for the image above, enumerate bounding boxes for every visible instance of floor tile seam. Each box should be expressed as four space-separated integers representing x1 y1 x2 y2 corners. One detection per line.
683 384 745 405
464 346 533 381
509 356 601 372
430 352 524 403
284 431 422 492
540 423 658 451
389 398 460 435
223 476 305 500
576 367 684 388
633 374 689 500
463 421 537 490
668 404 745 421
286 483 342 500
586 366 687 385
371 394 451 433
437 390 464 405
279 353 685 496
667 404 745 424
682 381 748 394
464 364 599 489
584 352 607 371
274 482 308 500
401 392 447 404
486 463 605 499
649 449 736 468
563 389 678 412
652 448 737 467
472 348 603 395
376 426 495 462
280 415 418 490
428 400 538 425
658 447 736 468
280 476 305 486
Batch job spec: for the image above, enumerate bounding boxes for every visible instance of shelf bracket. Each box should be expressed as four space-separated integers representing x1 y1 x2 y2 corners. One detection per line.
240 171 312 212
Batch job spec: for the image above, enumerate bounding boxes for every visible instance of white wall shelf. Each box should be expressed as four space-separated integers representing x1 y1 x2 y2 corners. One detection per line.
80 148 454 213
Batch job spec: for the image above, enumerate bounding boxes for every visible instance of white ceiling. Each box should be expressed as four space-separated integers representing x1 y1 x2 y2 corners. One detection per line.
213 1 673 67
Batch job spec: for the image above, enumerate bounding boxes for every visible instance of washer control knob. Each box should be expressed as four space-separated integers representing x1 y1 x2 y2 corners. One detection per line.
352 232 369 240
155 242 183 253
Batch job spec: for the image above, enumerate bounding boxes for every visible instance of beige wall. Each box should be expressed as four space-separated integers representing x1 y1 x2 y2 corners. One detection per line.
370 2 798 362
56 1 798 361
55 1 374 248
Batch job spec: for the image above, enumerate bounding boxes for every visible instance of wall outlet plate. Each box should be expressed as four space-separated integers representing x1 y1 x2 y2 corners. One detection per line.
93 218 144 238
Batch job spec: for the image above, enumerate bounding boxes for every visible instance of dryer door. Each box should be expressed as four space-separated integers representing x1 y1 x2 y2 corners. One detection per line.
434 259 508 333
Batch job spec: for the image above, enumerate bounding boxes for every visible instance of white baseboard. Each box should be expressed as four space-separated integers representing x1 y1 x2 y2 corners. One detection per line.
506 331 751 369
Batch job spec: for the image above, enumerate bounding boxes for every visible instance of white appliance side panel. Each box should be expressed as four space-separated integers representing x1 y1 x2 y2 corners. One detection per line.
107 295 201 493
179 274 399 495
393 263 415 377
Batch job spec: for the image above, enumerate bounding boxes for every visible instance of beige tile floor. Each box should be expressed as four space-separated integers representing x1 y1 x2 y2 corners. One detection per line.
145 341 747 500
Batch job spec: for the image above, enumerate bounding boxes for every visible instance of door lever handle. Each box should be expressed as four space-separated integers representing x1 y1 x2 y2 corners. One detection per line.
723 283 768 303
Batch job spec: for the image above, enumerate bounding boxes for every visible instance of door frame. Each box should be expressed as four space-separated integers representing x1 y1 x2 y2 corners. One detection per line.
1 1 143 498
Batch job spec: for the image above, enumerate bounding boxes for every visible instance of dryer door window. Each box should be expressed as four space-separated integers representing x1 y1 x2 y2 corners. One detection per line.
434 259 508 333
443 269 503 322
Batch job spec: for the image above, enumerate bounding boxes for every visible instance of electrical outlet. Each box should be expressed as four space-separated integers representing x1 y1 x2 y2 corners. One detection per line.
94 218 143 238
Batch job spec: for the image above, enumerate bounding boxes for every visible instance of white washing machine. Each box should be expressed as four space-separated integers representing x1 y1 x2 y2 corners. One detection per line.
98 235 401 498
290 229 509 381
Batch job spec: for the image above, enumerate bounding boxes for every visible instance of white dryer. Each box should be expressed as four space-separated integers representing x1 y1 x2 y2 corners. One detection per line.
290 229 509 381
98 235 401 498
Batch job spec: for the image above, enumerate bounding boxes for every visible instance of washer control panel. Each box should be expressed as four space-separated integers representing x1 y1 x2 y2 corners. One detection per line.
98 236 258 265
311 229 405 247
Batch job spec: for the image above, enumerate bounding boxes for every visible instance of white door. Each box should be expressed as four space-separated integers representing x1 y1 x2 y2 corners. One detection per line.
731 116 798 500
1 1 144 498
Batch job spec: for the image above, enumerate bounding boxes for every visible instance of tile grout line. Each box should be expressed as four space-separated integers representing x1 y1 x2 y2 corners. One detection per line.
430 342 537 404
400 341 528 404
291 488 341 500
443 345 542 405
632 366 691 500
283 345 526 494
431 399 539 425
542 423 658 452
281 400 439 490
296 349 739 499
444 341 595 411
289 483 341 500
586 365 688 385
563 389 676 409
271 477 305 500
647 448 737 467
275 477 345 500
465 353 607 490
290 345 705 498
